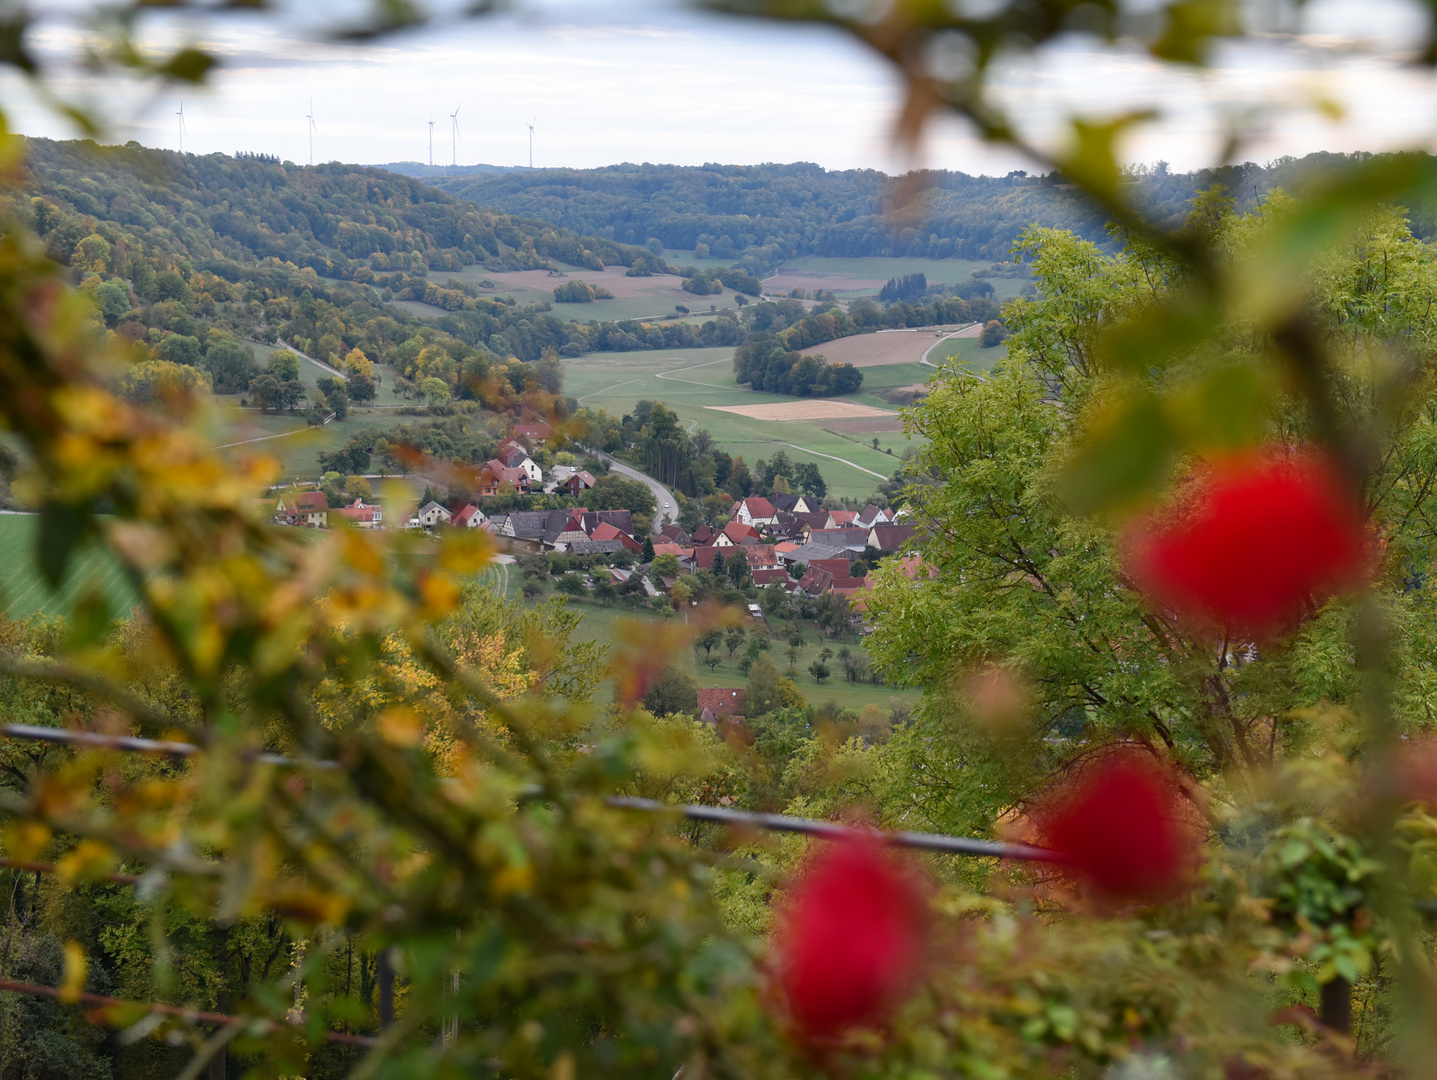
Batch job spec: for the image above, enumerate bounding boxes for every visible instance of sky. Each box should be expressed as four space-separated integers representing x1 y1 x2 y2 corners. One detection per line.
9 0 1437 177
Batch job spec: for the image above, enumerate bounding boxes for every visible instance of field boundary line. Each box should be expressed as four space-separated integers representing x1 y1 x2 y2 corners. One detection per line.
211 414 334 450
277 338 347 379
653 356 732 388
577 378 639 406
779 443 887 480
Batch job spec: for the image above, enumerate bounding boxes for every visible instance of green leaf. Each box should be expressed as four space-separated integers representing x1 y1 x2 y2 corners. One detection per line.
1149 0 1241 64
0 14 34 74
1333 952 1360 984
156 46 217 84
1099 299 1217 374
1186 363 1271 450
1061 394 1175 514
1055 112 1155 209
37 500 91 588
68 585 112 649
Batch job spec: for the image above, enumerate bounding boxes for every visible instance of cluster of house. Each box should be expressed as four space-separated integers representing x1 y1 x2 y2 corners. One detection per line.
273 491 385 529
471 422 608 501
649 494 916 600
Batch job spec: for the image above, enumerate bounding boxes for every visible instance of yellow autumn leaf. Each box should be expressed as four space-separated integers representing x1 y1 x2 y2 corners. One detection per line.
59 941 87 1004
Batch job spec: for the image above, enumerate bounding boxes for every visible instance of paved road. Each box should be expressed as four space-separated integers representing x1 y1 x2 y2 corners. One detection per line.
595 452 679 533
919 322 982 367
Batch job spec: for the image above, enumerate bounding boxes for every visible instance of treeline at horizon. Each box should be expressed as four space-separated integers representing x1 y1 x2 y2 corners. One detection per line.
420 152 1437 276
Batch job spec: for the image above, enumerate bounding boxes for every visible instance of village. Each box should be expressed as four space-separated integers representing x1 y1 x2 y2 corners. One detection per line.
268 419 921 610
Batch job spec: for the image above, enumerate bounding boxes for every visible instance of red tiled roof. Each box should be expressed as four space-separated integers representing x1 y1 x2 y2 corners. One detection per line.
868 524 917 551
692 546 723 570
721 521 759 544
810 558 852 576
452 504 481 527
796 566 834 595
741 496 776 519
590 522 624 542
291 491 328 511
697 687 746 717
893 554 938 580
828 511 858 526
751 568 790 586
746 544 779 568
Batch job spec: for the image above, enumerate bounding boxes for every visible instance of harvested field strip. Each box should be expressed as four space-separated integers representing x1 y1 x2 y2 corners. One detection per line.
800 325 976 368
706 401 896 421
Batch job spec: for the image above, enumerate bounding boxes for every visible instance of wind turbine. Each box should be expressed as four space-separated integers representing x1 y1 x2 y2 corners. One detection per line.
306 98 317 166
527 116 536 169
449 104 461 167
176 101 186 154
428 117 435 167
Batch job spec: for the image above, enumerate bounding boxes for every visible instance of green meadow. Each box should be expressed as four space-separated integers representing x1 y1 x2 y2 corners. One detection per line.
563 347 917 501
773 255 1030 300
0 514 139 620
928 335 1007 372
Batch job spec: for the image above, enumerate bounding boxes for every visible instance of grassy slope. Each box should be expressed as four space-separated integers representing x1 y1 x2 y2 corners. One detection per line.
930 335 1008 373
559 594 919 714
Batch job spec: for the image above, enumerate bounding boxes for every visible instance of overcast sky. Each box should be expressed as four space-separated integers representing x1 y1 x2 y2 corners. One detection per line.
9 0 1437 176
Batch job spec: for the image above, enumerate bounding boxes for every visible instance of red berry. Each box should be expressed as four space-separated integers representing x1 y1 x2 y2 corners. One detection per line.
773 838 926 1040
1128 452 1367 637
1038 751 1195 903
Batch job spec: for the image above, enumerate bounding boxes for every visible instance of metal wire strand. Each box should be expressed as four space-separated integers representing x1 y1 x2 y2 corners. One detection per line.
0 725 1053 861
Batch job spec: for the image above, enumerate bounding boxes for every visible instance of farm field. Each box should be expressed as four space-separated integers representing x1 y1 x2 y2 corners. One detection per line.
798 324 976 368
390 253 1028 328
0 514 139 620
562 347 918 500
767 255 1030 301
425 262 746 324
706 401 895 422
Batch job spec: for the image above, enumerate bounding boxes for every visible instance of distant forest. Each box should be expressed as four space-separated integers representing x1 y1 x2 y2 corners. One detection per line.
422 154 1437 274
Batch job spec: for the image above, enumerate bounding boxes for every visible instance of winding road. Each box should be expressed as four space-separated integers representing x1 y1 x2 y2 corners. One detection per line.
594 452 679 534
919 322 982 367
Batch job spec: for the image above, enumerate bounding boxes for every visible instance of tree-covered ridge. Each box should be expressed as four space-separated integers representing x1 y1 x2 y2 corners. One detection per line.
13 139 746 413
24 138 668 280
424 153 1437 275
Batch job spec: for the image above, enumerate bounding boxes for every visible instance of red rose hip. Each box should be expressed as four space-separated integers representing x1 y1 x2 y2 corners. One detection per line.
1128 452 1367 637
1038 750 1196 903
773 838 927 1040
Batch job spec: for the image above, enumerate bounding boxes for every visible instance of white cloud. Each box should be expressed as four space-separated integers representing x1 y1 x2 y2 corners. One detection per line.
6 0 1437 177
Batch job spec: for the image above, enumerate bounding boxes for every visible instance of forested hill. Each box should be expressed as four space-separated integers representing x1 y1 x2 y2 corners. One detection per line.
19 138 666 281
8 139 705 410
424 153 1437 272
